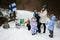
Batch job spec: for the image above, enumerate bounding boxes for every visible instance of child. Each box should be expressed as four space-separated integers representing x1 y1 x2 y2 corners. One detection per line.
26 19 31 31
33 8 40 33
3 21 10 29
30 17 38 35
15 19 20 29
47 14 56 38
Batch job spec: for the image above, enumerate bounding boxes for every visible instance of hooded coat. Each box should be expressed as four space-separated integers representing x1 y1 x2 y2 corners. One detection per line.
48 16 56 31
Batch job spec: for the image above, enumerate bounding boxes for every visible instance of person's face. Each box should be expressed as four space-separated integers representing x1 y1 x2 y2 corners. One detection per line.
42 8 44 10
32 18 36 22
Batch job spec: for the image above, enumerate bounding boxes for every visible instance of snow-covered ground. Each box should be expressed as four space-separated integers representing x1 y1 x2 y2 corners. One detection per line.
0 10 60 40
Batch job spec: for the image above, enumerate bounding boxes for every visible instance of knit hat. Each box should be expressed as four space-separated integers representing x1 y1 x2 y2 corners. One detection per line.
42 4 47 9
33 8 36 11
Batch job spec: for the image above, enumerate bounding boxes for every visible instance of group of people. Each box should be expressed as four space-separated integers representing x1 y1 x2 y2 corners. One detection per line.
2 5 56 38
27 5 56 38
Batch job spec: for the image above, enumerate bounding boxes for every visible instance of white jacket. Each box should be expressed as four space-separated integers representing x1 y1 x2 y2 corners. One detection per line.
39 10 47 23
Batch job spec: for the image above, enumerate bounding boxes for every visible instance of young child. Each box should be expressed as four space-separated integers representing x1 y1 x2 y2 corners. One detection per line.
33 8 40 33
15 19 20 29
3 21 10 29
26 19 31 31
47 14 56 38
30 17 38 35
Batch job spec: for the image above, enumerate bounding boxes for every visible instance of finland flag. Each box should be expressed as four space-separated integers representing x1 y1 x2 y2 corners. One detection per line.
9 3 16 13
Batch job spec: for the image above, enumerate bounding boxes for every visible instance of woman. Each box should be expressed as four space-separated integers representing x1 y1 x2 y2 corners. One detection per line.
39 6 47 33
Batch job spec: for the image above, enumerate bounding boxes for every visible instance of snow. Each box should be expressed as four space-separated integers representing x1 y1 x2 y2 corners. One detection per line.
0 10 60 40
16 10 33 20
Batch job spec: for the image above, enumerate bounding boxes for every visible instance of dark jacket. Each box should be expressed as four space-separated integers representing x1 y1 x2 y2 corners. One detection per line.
33 13 40 23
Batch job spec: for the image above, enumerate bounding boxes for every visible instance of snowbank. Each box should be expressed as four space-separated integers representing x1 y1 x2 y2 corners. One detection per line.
16 10 33 21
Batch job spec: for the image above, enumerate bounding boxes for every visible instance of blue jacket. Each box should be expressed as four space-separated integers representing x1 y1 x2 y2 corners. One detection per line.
48 16 56 31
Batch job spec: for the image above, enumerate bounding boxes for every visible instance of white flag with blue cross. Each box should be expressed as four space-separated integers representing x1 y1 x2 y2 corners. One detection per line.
9 3 16 13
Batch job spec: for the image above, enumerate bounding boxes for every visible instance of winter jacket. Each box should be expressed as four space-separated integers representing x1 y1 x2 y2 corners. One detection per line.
30 21 37 33
48 16 56 31
33 13 40 22
39 10 47 23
